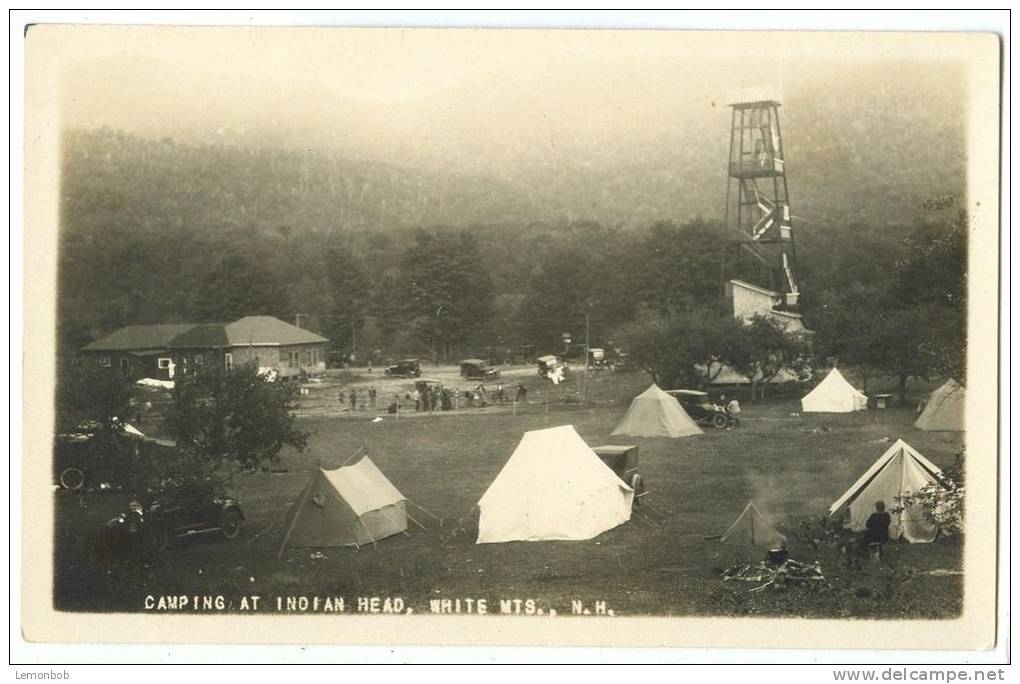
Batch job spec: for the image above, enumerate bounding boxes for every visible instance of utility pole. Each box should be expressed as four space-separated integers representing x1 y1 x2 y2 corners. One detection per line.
351 313 357 367
584 310 590 406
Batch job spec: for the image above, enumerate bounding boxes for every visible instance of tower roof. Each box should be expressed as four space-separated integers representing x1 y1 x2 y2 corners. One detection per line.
727 86 782 107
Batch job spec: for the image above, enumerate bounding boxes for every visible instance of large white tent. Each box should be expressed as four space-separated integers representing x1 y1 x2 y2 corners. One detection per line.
828 439 943 543
915 379 965 432
801 368 867 413
612 384 703 438
477 425 633 543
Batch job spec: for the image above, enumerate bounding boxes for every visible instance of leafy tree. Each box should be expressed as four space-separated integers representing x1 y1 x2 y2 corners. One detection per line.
641 219 727 314
869 303 959 403
193 253 283 321
894 217 967 311
810 283 893 393
55 360 135 434
615 311 699 389
516 223 640 350
726 315 809 401
686 309 746 384
895 452 964 536
401 230 495 360
325 245 368 358
167 362 308 470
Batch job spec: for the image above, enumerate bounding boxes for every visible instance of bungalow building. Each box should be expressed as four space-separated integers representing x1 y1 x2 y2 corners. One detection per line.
81 316 329 380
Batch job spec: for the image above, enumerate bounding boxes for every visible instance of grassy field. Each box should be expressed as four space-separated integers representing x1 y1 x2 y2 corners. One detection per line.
54 370 965 618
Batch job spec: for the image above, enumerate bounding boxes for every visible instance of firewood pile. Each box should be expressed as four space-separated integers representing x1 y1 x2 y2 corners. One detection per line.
722 558 826 592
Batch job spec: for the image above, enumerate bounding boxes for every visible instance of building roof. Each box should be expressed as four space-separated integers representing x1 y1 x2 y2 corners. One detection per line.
82 324 197 352
728 279 779 299
167 323 230 348
84 316 328 353
222 316 329 346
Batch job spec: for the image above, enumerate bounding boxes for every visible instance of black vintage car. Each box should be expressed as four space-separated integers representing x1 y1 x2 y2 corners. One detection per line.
592 444 647 506
54 423 175 492
383 359 422 378
665 389 734 429
459 359 500 380
137 479 245 551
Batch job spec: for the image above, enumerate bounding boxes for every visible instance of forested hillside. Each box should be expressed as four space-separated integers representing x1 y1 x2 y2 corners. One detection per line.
58 58 967 360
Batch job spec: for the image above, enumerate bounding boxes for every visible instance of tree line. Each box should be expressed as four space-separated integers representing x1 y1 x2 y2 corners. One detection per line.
58 127 967 399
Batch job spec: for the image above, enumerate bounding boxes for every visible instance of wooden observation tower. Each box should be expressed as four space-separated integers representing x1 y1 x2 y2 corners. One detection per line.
722 86 800 310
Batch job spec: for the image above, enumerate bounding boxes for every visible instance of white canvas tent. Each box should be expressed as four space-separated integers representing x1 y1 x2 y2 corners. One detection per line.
612 384 703 438
477 425 633 543
801 368 867 413
720 501 787 547
279 456 407 553
915 380 965 432
828 439 943 543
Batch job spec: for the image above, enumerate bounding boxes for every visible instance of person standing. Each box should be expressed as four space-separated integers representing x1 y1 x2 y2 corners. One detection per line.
862 500 892 560
349 389 357 411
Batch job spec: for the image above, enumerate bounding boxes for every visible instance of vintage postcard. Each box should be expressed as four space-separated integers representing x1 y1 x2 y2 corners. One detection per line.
20 24 1002 651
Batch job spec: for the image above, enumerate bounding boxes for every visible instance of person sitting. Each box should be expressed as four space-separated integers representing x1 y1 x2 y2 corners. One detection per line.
862 500 892 558
725 397 742 426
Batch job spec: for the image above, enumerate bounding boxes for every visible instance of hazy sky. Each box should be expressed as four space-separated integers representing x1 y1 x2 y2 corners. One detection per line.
36 26 974 181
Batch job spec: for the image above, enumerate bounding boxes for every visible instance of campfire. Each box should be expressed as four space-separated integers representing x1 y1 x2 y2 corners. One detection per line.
722 551 826 592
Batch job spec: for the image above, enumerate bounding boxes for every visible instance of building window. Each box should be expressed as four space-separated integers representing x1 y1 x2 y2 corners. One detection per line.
99 356 111 368
225 352 233 370
288 351 297 368
194 354 204 366
119 358 130 373
157 358 171 369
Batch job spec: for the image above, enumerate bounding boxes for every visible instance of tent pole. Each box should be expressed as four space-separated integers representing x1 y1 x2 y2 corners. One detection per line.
341 445 365 467
277 475 316 559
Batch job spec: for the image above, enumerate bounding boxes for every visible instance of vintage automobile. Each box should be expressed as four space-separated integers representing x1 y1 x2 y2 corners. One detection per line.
54 423 175 492
136 479 245 551
536 354 570 379
383 358 422 378
459 359 500 380
665 389 734 429
591 444 646 506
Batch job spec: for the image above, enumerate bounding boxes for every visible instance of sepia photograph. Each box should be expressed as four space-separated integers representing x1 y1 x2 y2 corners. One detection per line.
17 17 1003 656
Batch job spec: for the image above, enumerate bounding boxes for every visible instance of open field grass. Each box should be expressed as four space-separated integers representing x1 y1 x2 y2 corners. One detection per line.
54 370 965 619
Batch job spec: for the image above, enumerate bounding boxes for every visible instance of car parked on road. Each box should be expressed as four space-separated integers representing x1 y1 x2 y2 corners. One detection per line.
383 359 422 378
459 359 500 380
665 389 734 429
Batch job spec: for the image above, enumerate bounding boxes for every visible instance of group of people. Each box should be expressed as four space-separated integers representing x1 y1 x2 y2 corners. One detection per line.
338 386 378 410
339 381 532 415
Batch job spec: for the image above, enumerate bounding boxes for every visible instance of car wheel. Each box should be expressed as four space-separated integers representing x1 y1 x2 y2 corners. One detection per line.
59 467 85 491
629 474 645 506
711 413 729 429
221 509 242 540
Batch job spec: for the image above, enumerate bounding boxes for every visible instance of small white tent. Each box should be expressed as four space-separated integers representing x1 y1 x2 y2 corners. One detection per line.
279 456 408 553
801 368 867 413
612 385 703 438
477 425 633 543
828 439 943 543
915 380 965 432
